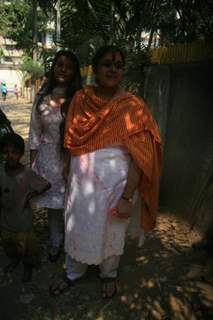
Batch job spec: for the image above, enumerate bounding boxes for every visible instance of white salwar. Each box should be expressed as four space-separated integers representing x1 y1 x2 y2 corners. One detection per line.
64 147 130 266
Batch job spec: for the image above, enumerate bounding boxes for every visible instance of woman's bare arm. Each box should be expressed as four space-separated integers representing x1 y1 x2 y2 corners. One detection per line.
116 159 142 219
63 148 71 182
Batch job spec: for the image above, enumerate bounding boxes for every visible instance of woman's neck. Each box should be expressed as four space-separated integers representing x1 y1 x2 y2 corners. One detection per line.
52 86 67 97
49 86 67 107
94 85 121 100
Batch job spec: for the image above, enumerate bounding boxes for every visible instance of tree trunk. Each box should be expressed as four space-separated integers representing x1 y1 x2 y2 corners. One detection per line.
55 0 61 45
32 0 38 102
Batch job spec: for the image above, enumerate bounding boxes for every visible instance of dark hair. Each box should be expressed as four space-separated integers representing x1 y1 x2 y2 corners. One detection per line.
35 50 82 151
0 133 25 155
36 50 82 116
92 46 125 71
46 50 82 97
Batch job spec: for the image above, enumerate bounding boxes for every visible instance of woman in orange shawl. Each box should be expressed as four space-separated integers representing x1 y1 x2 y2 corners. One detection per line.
50 46 162 298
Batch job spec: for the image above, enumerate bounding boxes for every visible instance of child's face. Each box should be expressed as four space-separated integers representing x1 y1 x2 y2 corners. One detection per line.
3 145 22 168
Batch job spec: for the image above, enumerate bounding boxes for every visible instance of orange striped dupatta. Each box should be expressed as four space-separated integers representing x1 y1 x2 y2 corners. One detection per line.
64 85 163 232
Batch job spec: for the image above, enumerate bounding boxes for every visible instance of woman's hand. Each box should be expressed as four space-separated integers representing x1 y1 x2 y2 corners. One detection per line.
63 149 70 183
116 198 133 219
62 164 69 183
114 159 141 219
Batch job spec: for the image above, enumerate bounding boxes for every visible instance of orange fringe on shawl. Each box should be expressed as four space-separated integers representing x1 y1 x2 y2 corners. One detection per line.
64 85 163 232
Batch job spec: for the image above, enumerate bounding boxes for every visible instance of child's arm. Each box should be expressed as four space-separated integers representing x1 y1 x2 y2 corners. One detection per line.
24 181 51 208
24 169 51 208
27 182 51 202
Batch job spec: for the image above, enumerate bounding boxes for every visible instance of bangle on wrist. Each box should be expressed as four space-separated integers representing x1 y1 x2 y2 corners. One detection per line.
121 195 133 202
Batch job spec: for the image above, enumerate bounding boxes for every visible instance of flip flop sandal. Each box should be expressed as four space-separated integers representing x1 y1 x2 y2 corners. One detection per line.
49 275 76 296
102 278 118 299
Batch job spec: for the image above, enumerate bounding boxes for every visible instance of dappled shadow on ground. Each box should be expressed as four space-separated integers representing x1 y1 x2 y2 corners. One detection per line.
0 212 213 320
0 100 213 319
0 100 31 141
0 99 31 166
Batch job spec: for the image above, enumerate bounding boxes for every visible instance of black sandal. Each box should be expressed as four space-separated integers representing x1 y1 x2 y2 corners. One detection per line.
49 275 76 296
102 278 118 299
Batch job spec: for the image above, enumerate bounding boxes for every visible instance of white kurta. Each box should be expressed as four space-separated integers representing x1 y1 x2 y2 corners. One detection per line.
29 95 65 209
64 147 130 265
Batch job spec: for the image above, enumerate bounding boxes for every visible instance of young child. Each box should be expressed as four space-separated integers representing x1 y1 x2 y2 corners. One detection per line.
13 84 18 99
0 133 51 282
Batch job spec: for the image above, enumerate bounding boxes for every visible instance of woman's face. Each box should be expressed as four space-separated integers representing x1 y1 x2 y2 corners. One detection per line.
95 51 124 89
54 55 74 85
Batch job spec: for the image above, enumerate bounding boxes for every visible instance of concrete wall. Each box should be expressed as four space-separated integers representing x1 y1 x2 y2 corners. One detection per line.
143 61 213 234
0 66 23 92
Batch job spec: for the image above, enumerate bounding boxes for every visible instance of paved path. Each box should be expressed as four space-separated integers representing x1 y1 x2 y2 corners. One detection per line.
0 99 213 320
0 98 31 138
0 98 31 164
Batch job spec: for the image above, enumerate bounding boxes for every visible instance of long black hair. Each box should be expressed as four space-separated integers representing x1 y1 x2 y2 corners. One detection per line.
35 50 82 150
46 50 82 98
36 50 82 116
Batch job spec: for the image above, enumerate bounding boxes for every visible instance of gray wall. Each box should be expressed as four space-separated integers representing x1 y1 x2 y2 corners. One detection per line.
143 61 213 233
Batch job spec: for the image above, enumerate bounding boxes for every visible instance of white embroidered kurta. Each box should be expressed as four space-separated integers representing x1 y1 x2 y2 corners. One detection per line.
29 95 65 209
64 147 130 265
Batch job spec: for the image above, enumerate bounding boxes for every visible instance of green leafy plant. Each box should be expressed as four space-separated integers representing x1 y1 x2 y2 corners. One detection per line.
21 56 44 81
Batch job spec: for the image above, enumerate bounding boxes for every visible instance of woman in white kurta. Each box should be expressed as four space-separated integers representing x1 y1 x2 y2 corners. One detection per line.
29 50 82 262
50 46 162 298
65 147 130 265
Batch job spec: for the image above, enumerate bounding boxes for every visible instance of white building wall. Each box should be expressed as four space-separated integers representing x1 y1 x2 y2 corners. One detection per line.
0 67 23 91
0 34 24 92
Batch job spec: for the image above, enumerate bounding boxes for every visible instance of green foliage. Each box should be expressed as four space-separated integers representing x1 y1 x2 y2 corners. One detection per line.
21 56 44 80
0 1 31 50
0 0 50 56
37 0 57 12
125 47 151 94
0 47 4 58
59 0 213 53
57 0 212 92
59 1 111 64
173 0 213 43
0 0 213 86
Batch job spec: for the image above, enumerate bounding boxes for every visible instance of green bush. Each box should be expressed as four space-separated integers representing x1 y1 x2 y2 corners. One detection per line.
21 57 44 81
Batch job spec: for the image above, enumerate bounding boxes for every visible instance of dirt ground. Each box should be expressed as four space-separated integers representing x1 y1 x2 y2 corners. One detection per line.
0 98 213 320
